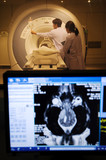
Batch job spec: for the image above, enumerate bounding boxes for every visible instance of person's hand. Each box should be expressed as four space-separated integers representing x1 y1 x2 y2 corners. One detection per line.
31 30 36 35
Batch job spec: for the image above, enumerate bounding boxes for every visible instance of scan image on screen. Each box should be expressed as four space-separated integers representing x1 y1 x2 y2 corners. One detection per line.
4 73 106 152
34 84 99 146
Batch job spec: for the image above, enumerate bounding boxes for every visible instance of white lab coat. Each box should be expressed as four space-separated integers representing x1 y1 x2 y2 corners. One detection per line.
61 32 85 70
36 27 67 51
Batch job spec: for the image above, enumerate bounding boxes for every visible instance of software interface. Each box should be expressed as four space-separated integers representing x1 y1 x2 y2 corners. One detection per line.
8 76 106 151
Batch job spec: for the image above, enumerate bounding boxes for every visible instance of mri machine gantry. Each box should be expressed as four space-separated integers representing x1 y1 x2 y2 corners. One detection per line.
8 4 86 70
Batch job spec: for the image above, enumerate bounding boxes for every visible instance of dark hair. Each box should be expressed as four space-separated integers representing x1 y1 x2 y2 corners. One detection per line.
65 21 79 36
52 18 62 27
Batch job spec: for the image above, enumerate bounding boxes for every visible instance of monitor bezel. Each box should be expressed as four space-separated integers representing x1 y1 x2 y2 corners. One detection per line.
3 70 106 154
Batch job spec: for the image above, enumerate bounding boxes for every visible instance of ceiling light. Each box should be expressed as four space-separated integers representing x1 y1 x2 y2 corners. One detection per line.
3 0 6 2
88 0 91 3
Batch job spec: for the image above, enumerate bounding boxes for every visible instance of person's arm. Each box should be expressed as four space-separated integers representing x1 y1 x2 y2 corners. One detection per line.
62 35 73 54
31 30 37 35
31 30 54 38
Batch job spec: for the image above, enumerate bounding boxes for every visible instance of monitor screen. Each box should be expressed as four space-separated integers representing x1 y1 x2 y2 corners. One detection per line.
3 70 106 152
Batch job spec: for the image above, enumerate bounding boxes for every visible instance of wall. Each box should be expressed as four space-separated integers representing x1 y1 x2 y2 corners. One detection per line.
0 0 106 66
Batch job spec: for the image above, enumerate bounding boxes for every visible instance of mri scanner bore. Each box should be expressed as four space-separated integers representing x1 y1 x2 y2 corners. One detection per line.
9 5 86 70
22 17 67 70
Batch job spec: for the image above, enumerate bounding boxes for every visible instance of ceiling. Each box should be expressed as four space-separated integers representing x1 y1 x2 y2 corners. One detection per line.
0 0 106 5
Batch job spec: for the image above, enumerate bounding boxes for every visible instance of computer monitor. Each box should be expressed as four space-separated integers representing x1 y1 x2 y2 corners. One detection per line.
3 70 106 153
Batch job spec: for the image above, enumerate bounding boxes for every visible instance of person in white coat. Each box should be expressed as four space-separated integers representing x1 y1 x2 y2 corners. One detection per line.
61 21 85 70
31 18 67 51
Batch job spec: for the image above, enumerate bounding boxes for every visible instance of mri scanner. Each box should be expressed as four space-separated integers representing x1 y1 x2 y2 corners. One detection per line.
8 4 86 70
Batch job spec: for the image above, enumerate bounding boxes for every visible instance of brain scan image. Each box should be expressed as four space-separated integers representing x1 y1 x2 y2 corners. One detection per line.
42 84 90 146
34 83 99 146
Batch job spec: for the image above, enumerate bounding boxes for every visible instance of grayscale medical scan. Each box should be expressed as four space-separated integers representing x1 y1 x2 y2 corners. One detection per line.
35 84 96 146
